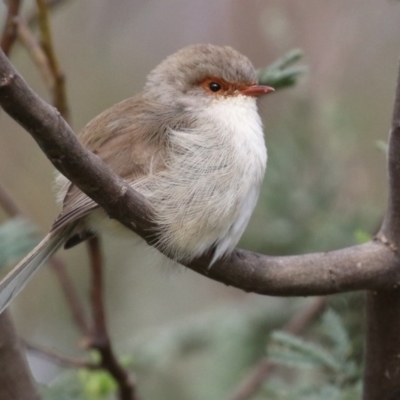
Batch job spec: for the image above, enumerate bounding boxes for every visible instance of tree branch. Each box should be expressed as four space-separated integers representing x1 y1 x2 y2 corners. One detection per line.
85 237 140 400
362 60 400 400
24 340 99 370
15 16 54 88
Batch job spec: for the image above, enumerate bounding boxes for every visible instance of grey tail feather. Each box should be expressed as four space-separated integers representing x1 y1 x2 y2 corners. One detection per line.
0 227 70 314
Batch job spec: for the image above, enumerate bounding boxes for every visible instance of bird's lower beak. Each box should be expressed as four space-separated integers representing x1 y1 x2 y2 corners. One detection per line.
240 85 275 97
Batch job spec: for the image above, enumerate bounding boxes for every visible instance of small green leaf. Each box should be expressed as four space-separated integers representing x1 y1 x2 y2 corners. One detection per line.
0 217 40 269
258 48 307 90
322 309 351 363
79 369 117 400
354 229 371 244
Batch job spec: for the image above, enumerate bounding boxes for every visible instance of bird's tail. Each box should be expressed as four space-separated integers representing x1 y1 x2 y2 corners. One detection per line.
0 227 71 314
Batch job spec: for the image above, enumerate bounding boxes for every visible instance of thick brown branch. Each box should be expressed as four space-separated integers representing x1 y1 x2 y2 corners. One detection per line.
362 61 400 400
0 48 398 298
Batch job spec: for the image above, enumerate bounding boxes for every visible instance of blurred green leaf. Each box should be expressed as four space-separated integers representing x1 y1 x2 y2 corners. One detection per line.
268 330 342 372
0 217 40 270
375 140 388 155
354 229 372 244
258 49 307 90
79 369 117 400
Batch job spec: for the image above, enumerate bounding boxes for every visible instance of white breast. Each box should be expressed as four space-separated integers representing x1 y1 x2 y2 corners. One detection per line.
141 95 267 263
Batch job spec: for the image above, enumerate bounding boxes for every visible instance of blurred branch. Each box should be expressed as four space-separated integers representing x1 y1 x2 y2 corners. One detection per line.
35 0 69 120
24 340 99 370
0 48 399 298
0 184 22 216
258 49 307 90
86 237 140 400
87 237 108 346
47 254 90 334
27 0 72 26
228 297 326 400
0 0 21 56
15 16 54 87
0 311 40 400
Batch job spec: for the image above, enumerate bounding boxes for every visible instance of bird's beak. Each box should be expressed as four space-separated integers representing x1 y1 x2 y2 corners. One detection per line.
240 85 275 97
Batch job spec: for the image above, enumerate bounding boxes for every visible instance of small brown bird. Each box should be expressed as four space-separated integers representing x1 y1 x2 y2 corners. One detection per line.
0 44 274 313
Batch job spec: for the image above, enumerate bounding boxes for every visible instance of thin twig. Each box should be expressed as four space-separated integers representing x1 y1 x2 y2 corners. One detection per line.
228 297 326 400
86 237 140 400
14 16 54 87
0 0 21 56
48 256 91 335
27 0 72 26
35 0 69 120
0 184 21 217
0 183 90 334
23 339 99 370
87 237 108 346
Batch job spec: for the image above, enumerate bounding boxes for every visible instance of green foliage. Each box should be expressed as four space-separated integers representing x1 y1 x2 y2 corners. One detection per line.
258 49 307 90
78 369 117 400
0 217 39 270
263 309 362 399
41 371 91 400
354 229 371 244
241 98 381 256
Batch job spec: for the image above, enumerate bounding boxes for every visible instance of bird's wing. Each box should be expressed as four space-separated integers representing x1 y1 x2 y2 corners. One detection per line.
52 95 186 235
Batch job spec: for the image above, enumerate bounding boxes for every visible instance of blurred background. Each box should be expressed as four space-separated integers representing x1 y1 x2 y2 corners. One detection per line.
0 0 399 399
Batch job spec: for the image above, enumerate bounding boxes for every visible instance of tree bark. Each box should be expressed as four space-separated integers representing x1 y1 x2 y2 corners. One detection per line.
363 60 400 400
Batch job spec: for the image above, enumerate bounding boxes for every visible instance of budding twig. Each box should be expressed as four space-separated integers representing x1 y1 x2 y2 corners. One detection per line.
35 0 69 121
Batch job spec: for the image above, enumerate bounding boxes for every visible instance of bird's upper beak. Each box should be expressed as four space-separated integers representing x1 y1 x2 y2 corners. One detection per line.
240 85 275 97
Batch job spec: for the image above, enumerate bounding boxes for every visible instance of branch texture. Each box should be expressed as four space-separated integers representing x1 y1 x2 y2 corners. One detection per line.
362 60 400 400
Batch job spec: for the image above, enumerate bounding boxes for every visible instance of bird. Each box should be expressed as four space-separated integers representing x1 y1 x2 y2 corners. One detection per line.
0 44 274 313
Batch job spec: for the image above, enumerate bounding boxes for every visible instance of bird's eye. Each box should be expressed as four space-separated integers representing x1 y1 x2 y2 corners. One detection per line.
209 82 221 92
